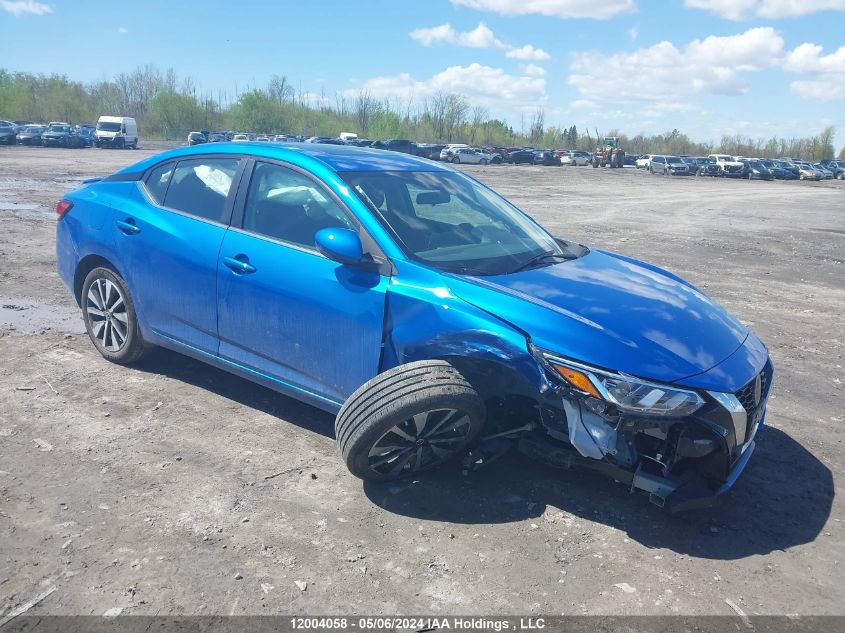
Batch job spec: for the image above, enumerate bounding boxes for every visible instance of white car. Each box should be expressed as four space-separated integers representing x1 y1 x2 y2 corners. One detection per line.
440 143 469 161
450 148 493 165
709 154 746 177
560 151 591 166
635 154 652 169
232 134 250 142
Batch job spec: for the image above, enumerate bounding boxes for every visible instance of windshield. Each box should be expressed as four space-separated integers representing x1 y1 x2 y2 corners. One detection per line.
48 125 69 133
341 170 563 276
97 121 122 131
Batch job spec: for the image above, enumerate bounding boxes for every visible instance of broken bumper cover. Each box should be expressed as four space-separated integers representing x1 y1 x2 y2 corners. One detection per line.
532 349 774 512
655 425 761 513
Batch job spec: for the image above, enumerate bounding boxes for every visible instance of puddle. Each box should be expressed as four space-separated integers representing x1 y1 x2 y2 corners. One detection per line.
0 297 85 335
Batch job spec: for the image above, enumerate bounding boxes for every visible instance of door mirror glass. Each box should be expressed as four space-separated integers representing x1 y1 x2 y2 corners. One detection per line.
315 228 363 265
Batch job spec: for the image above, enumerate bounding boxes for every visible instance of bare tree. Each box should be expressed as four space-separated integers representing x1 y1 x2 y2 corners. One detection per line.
268 75 294 105
528 108 544 144
444 94 468 142
470 105 488 143
354 90 375 134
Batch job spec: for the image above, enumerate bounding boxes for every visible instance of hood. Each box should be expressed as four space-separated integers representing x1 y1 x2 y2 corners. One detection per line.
448 249 748 385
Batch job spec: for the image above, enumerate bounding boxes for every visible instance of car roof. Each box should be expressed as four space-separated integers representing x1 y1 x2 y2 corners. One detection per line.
114 142 449 177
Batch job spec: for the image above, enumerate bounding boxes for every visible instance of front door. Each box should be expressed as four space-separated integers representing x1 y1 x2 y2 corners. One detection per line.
216 160 388 407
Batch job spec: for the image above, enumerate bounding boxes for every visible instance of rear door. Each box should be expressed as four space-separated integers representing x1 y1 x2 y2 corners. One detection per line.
216 159 388 406
115 155 245 354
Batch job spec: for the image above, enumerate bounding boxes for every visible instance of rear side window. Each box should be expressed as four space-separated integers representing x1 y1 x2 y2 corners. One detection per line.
145 162 174 205
163 158 241 223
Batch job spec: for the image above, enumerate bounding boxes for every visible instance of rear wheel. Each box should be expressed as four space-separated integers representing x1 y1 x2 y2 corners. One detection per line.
335 360 485 481
81 267 150 365
480 158 488 165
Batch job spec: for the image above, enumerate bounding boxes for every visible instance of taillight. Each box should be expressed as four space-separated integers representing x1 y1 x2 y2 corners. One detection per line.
56 200 73 219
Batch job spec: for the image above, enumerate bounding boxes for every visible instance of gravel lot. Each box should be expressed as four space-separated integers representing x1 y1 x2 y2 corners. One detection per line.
0 145 843 618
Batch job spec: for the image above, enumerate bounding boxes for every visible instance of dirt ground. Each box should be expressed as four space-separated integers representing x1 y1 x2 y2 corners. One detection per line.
0 145 843 618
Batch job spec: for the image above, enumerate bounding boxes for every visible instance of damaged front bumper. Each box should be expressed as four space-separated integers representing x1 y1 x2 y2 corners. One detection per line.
527 353 774 513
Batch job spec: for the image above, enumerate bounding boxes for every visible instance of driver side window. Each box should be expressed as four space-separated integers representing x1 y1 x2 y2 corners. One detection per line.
241 162 354 249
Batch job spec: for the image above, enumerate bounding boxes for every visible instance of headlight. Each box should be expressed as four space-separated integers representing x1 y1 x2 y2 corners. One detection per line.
539 352 705 417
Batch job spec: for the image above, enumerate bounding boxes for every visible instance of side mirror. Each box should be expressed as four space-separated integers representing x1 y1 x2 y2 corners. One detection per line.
315 228 364 266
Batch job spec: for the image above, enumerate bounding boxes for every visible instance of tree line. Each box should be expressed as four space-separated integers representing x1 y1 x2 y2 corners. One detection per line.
0 66 840 161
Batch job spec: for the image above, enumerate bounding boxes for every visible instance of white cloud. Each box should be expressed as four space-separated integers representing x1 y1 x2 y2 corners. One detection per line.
344 63 547 111
520 63 546 76
568 27 784 103
628 26 638 41
410 22 505 48
410 22 550 60
505 44 551 60
451 0 636 19
684 0 845 20
0 0 52 15
117 26 127 33
783 43 845 101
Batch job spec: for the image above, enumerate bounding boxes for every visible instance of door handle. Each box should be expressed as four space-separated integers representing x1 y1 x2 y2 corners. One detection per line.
223 255 256 274
116 218 140 235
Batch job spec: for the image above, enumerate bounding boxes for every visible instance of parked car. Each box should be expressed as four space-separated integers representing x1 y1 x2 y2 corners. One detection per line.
371 139 417 154
795 161 821 181
773 160 800 180
533 150 560 166
635 154 652 169
662 156 690 176
820 159 845 179
305 136 345 145
648 155 665 174
42 123 85 148
759 159 790 180
690 157 720 177
560 151 590 166
231 134 250 142
812 163 834 180
416 143 447 160
740 159 774 181
75 124 96 147
709 154 746 178
55 143 774 512
16 124 46 146
507 148 536 165
0 120 16 144
188 132 207 146
450 148 493 165
439 144 469 161
94 116 138 149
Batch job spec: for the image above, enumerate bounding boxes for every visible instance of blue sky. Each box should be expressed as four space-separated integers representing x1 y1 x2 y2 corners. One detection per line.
2 0 844 147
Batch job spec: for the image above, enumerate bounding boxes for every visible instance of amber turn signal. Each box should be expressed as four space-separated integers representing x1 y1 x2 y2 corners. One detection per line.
551 364 603 400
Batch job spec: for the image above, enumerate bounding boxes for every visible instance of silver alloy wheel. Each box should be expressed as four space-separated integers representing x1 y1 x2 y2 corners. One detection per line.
367 408 472 477
86 277 128 352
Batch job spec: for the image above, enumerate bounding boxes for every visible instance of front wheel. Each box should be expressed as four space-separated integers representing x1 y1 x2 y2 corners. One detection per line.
480 158 488 165
452 156 461 164
81 267 150 364
335 360 485 481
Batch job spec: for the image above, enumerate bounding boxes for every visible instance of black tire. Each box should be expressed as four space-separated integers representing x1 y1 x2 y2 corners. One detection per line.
335 360 486 481
480 158 488 165
453 156 461 164
81 267 150 365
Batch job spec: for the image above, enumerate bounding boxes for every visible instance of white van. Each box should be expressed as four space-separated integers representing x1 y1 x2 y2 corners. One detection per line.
94 116 138 149
339 132 358 142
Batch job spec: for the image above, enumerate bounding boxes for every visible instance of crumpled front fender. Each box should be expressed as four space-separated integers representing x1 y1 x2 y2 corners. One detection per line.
380 263 548 398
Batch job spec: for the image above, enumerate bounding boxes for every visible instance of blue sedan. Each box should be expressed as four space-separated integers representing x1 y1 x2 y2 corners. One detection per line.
56 143 773 511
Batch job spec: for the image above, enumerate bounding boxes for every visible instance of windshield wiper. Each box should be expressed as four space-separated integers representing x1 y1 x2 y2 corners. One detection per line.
510 250 576 274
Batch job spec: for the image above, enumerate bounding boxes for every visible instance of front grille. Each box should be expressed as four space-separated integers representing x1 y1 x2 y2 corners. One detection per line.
734 359 774 441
